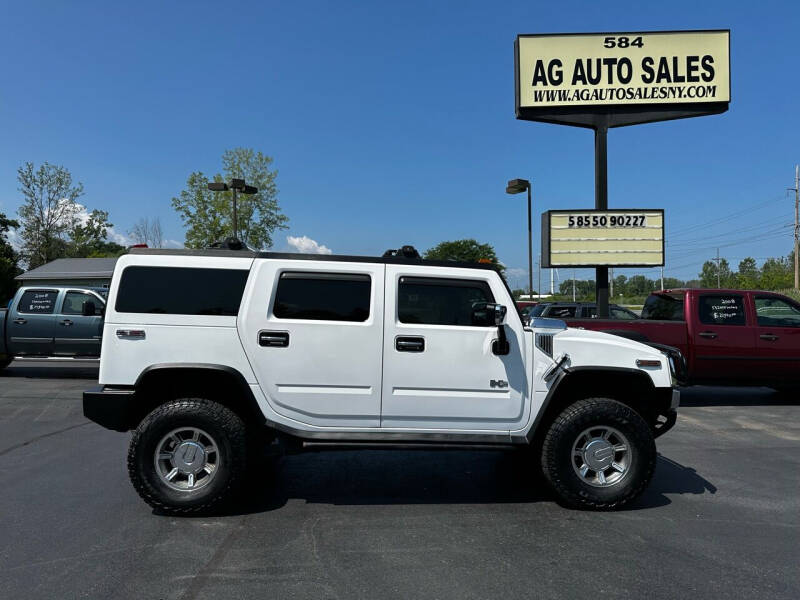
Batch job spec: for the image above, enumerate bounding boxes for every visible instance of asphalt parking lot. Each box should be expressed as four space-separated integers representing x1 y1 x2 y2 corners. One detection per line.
1 361 799 599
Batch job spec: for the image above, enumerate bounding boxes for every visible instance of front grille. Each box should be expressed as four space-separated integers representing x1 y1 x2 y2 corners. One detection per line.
535 333 554 357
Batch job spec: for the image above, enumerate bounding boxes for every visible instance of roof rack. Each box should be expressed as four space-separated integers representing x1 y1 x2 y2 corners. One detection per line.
382 245 421 259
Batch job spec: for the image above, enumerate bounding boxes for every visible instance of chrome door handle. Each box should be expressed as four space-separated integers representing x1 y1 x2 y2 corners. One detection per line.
116 329 146 339
698 332 717 339
13 318 27 325
759 334 779 341
259 331 289 347
396 336 425 352
60 319 73 326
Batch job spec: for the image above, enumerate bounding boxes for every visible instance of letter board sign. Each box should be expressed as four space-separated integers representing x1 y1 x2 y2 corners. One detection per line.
541 209 665 268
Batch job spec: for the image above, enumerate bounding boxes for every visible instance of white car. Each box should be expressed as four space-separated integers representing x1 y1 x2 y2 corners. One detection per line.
84 246 679 513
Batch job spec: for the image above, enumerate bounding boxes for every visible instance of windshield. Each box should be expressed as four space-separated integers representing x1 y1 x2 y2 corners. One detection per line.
530 304 546 317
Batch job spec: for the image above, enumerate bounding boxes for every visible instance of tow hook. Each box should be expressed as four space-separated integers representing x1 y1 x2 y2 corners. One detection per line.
543 353 570 382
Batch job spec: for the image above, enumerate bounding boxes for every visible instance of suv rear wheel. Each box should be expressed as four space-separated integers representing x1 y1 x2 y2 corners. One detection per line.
541 398 656 510
128 398 247 514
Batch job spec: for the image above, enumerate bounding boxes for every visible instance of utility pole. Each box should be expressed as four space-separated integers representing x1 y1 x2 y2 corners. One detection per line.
660 266 664 290
713 248 721 287
795 165 799 290
609 267 614 298
537 256 541 300
572 270 576 301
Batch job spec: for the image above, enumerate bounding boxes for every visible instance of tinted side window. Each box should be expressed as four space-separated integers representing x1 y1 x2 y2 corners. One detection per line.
18 290 58 314
754 296 800 328
698 295 746 326
116 267 248 316
611 307 637 320
62 292 103 315
398 277 494 326
642 294 685 320
273 272 371 322
548 306 576 318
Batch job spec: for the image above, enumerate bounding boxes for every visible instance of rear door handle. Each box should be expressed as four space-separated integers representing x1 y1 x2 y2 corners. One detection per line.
60 319 73 326
13 318 27 325
760 333 779 341
259 331 289 347
698 332 718 339
396 336 425 352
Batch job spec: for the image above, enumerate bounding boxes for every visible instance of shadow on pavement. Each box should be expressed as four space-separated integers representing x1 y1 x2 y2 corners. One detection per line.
0 361 99 380
679 385 798 407
180 450 715 517
631 455 717 510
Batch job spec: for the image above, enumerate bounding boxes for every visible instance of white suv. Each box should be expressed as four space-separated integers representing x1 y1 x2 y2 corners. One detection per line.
84 247 679 513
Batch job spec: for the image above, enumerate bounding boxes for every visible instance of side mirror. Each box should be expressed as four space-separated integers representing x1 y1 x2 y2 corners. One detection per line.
471 302 506 327
472 303 510 355
82 301 96 317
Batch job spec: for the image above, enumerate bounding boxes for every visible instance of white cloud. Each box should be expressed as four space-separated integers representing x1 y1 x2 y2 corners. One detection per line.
505 267 529 289
287 235 332 255
164 239 184 249
6 227 22 251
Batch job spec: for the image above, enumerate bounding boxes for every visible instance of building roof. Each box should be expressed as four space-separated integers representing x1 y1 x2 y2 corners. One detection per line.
16 257 119 281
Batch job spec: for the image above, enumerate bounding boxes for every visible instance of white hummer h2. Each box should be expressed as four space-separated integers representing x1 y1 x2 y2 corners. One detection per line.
84 246 679 513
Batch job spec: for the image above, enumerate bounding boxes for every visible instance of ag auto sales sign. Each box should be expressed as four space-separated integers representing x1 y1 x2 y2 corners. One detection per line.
516 30 730 114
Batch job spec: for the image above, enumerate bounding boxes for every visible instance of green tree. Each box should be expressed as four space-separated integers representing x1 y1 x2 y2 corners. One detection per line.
67 210 126 258
17 162 83 268
171 148 288 249
662 277 685 290
0 212 22 303
626 274 652 296
760 256 792 290
423 239 504 274
613 274 628 296
699 258 734 288
736 257 760 289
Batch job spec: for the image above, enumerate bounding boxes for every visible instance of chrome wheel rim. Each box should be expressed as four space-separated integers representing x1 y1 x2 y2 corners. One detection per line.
571 425 630 488
155 427 219 492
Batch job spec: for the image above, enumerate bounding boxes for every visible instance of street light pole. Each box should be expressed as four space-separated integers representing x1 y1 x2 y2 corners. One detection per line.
506 178 534 299
232 186 238 240
207 178 258 243
527 183 533 298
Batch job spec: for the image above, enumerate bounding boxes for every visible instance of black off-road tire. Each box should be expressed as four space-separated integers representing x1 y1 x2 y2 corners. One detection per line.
128 398 247 515
541 398 656 511
0 357 12 370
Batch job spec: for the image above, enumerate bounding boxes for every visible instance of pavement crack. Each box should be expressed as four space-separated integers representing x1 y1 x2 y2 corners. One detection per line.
0 422 91 457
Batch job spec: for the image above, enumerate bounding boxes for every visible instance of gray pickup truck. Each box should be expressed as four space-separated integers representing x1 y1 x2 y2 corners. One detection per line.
0 286 106 369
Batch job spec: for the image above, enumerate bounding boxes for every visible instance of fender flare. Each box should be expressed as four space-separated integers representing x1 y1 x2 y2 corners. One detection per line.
134 363 265 425
523 366 657 444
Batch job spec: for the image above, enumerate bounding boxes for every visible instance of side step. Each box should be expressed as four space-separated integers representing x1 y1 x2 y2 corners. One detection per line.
299 441 515 452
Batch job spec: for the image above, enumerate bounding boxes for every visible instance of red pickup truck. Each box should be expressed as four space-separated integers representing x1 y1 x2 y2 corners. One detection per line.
564 289 800 389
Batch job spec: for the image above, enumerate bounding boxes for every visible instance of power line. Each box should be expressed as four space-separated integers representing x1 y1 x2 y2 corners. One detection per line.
667 194 785 239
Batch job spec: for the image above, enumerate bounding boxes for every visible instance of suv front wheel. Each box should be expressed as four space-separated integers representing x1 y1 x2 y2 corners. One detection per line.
128 398 247 514
541 398 656 510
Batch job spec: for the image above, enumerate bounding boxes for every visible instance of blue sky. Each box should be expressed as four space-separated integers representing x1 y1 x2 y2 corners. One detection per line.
1 1 798 290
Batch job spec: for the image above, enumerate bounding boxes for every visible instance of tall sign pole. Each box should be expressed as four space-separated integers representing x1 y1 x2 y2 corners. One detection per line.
595 123 609 316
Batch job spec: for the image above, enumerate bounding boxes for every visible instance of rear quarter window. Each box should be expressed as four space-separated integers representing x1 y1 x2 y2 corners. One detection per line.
115 266 249 316
641 294 685 320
